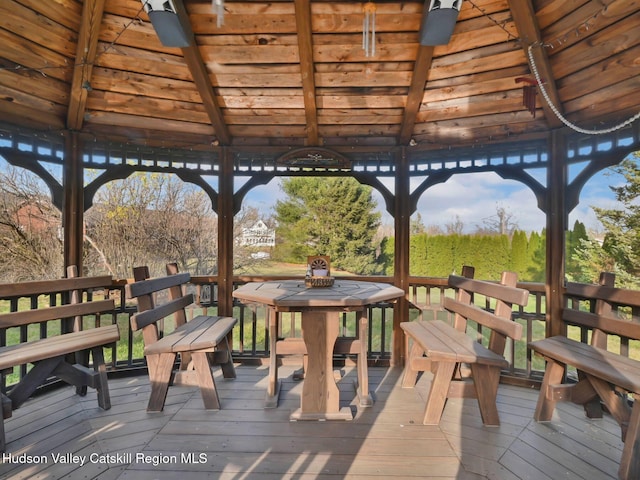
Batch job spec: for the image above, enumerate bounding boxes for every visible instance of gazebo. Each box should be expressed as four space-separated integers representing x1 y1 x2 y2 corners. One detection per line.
0 0 639 364
1 1 640 478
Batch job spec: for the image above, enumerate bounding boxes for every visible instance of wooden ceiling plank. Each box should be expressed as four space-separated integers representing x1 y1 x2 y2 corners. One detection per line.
294 0 319 145
88 110 215 135
174 0 230 145
67 0 106 130
508 0 563 128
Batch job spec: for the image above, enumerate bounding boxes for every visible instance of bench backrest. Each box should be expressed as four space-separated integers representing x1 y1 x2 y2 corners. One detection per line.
0 267 115 332
444 270 529 356
125 265 194 347
564 272 640 349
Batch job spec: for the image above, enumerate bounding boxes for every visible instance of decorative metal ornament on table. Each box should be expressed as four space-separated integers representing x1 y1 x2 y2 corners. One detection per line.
305 255 334 288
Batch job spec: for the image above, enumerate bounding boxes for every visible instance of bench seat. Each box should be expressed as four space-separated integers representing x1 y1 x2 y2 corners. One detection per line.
0 270 119 452
529 272 640 480
401 268 529 426
402 320 509 367
530 336 640 395
0 324 119 370
145 315 237 355
126 264 237 412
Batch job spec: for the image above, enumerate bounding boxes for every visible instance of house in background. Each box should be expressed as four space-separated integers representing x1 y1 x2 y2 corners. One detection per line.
240 220 276 259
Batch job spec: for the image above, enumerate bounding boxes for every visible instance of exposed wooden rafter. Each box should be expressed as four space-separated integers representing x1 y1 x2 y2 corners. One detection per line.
400 45 434 145
174 0 231 145
67 0 106 130
294 0 319 145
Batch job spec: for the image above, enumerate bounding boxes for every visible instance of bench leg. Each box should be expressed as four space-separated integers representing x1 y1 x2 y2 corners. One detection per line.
216 337 236 380
576 371 603 418
146 353 176 412
0 394 9 453
75 349 90 396
192 351 221 410
356 310 373 407
266 309 280 408
402 341 425 388
423 361 456 425
619 394 640 480
0 416 4 453
8 357 63 409
587 375 631 436
534 358 565 422
471 363 501 426
91 346 111 410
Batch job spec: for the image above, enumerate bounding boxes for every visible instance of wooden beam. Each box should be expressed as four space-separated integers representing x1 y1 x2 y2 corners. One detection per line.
66 0 106 130
393 148 410 366
294 0 319 146
217 147 234 317
62 131 84 274
545 129 566 338
174 0 231 145
400 1 434 145
508 0 563 129
400 45 434 145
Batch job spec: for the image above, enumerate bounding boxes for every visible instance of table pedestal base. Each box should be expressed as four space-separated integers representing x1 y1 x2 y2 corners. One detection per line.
290 407 353 421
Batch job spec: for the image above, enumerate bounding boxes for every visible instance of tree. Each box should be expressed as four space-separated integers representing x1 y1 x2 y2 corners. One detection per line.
572 155 640 288
0 166 63 281
86 173 218 278
274 177 381 274
565 220 588 281
410 213 426 235
445 215 464 235
477 204 518 236
510 230 529 279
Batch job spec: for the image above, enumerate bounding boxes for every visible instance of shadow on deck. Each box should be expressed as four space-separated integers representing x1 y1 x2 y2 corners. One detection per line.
0 365 624 479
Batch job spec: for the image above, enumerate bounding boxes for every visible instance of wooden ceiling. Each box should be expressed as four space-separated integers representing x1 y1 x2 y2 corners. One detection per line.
0 0 638 152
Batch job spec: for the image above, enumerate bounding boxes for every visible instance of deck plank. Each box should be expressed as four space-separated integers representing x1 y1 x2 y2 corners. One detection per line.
0 365 624 479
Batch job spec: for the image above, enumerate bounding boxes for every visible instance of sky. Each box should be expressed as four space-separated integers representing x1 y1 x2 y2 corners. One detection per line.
238 158 633 235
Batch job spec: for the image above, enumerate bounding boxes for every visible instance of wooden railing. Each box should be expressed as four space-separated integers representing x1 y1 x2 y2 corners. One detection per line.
0 275 547 391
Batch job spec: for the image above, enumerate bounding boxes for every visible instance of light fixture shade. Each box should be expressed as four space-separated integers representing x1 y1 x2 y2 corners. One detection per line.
143 0 192 48
419 0 463 46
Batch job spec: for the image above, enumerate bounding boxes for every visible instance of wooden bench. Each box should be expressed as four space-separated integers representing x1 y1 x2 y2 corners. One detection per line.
529 272 640 480
0 267 119 451
125 264 237 412
401 268 529 426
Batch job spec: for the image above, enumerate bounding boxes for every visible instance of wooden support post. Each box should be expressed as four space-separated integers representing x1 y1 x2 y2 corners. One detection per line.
545 129 567 338
218 147 234 317
393 147 410 367
62 131 84 274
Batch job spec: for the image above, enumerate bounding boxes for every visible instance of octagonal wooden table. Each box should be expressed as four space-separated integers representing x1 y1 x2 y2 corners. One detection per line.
232 279 404 420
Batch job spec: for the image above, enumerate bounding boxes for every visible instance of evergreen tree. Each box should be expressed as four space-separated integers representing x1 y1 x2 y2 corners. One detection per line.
510 230 529 279
565 220 588 281
572 156 640 288
274 177 381 274
527 230 545 282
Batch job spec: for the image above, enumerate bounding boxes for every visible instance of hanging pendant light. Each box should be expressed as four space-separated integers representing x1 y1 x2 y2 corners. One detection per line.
362 2 376 57
141 0 192 47
420 0 463 46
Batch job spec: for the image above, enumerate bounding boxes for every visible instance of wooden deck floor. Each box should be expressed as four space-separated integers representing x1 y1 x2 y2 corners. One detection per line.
0 364 625 479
